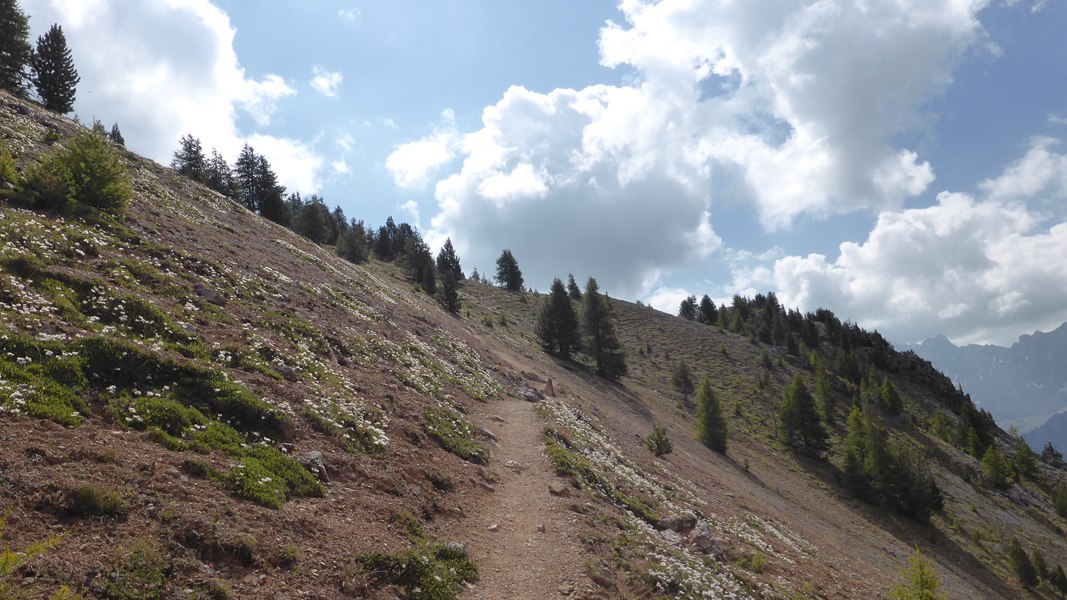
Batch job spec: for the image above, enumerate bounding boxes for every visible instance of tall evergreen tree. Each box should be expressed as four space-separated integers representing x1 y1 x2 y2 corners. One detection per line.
0 0 32 96
536 278 581 359
495 249 523 291
566 273 582 301
815 368 836 425
435 237 464 280
204 148 235 197
234 144 259 211
172 134 207 183
437 270 460 313
698 294 717 324
779 374 828 455
335 219 369 264
108 123 124 147
678 295 698 320
671 360 695 404
582 277 627 380
696 375 727 452
254 155 287 225
1007 538 1038 587
29 24 79 113
981 445 1010 490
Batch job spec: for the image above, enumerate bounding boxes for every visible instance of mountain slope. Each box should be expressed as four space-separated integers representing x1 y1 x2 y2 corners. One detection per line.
2 90 1067 599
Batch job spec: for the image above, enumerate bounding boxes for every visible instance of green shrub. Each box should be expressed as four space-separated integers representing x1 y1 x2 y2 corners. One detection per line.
220 458 287 509
422 406 489 465
60 130 132 214
352 543 478 600
67 483 125 516
101 539 169 600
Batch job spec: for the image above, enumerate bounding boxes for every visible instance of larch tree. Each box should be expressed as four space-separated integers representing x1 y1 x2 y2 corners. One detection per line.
254 155 288 225
494 249 523 291
671 359 695 405
535 278 580 359
0 0 32 96
582 277 627 380
890 547 945 600
696 375 727 452
172 134 207 183
29 23 79 113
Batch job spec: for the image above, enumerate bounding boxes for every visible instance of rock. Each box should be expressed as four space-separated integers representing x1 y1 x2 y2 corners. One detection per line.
193 284 227 307
504 460 525 471
445 541 468 557
518 385 544 403
537 523 546 533
488 523 499 532
1009 487 1027 506
522 370 547 383
477 426 498 442
479 481 496 492
488 415 508 424
296 451 329 483
478 467 499 483
691 520 727 558
543 378 556 398
548 481 570 497
165 467 181 478
658 529 683 544
657 513 698 532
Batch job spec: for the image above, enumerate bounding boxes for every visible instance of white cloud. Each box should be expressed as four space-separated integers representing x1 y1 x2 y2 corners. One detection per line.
399 200 421 229
22 0 322 192
339 8 361 23
332 159 350 175
247 134 324 194
644 287 693 315
771 139 1067 345
404 0 989 298
386 110 460 190
310 66 343 99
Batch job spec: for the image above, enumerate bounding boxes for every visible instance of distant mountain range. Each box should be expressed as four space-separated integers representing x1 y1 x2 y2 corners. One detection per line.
910 322 1067 451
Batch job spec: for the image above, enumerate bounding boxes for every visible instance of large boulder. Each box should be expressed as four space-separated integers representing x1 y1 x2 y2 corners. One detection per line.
657 513 697 532
296 450 329 483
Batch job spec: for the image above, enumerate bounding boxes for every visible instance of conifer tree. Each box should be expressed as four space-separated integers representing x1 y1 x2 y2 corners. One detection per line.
234 144 259 211
435 237 464 280
698 294 717 324
671 360 695 404
172 134 207 183
779 374 828 455
108 123 124 147
535 278 580 359
1007 538 1037 587
1012 433 1039 482
891 547 945 600
696 375 726 452
566 273 582 301
494 249 523 291
1050 565 1067 594
420 263 436 295
29 24 79 113
204 148 234 197
582 277 627 380
335 219 369 264
815 368 836 425
678 295 698 320
981 445 1010 490
0 0 32 95
437 270 460 313
254 155 287 225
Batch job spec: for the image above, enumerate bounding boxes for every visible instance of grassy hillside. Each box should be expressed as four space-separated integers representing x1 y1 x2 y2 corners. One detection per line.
2 89 1067 599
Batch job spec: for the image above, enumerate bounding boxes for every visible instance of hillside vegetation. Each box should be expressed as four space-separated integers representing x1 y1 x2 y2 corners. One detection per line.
2 90 1067 599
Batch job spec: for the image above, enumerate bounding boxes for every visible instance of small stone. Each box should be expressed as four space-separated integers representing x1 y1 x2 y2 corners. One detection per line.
657 513 697 532
548 481 569 497
478 426 498 441
479 481 496 492
543 378 556 397
537 523 546 533
296 450 329 483
488 415 508 424
193 284 227 307
488 523 499 532
504 460 525 471
446 541 468 557
165 467 181 478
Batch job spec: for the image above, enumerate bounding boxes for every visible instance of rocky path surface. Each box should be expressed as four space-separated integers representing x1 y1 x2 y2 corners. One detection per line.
459 394 593 599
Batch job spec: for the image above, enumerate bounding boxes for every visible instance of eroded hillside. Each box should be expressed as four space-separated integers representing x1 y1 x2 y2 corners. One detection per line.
2 90 1067 599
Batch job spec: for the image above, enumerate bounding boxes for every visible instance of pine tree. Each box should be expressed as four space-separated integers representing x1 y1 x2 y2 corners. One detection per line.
204 148 234 197
420 263 436 295
254 155 288 225
582 277 627 380
678 295 698 320
0 0 32 96
891 547 945 600
696 375 727 452
172 134 207 183
234 144 259 211
566 274 582 301
494 249 523 291
335 220 369 264
881 377 903 415
779 374 828 455
435 237 464 280
535 278 580 359
1012 434 1040 482
108 123 124 147
437 270 460 313
671 360 694 404
1007 538 1038 587
698 294 717 324
981 445 1010 490
29 24 79 113
1050 565 1067 595
815 368 836 425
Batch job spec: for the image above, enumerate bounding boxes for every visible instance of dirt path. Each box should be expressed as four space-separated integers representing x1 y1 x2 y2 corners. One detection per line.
459 394 592 599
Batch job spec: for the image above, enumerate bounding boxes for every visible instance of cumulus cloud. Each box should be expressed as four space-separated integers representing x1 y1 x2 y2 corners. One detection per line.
22 0 322 191
410 0 988 298
386 110 460 190
770 138 1067 345
310 66 343 99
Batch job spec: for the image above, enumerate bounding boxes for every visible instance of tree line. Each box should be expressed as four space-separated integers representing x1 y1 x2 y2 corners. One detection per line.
1 0 81 114
535 273 627 381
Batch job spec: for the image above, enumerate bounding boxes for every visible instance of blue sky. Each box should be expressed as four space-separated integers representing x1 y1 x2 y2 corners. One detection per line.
21 0 1067 347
